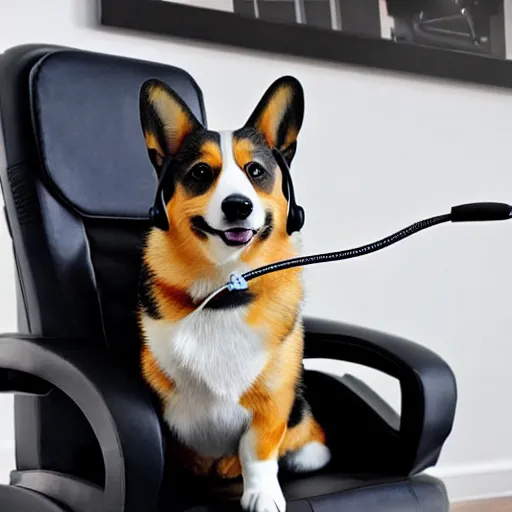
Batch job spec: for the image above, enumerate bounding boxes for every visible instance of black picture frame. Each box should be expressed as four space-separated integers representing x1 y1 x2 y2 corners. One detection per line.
99 0 512 89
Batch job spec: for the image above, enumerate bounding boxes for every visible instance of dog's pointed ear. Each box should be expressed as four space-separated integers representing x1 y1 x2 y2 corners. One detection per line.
244 76 304 164
139 78 202 172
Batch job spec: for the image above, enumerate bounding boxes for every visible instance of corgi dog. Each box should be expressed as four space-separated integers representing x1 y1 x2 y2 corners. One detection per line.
136 76 331 512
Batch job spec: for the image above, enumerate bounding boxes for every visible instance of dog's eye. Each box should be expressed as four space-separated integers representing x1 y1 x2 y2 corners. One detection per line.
190 163 213 182
245 162 265 179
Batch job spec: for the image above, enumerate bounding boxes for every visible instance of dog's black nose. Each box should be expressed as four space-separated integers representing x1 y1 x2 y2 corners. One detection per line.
222 194 253 222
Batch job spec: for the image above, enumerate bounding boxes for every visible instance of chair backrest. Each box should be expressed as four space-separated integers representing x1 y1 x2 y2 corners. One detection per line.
0 44 206 482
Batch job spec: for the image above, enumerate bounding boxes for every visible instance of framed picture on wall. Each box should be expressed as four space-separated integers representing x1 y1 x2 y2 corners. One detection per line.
100 0 512 89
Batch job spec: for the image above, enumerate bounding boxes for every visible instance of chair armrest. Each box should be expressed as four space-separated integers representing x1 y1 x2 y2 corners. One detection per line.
303 317 457 475
0 334 164 512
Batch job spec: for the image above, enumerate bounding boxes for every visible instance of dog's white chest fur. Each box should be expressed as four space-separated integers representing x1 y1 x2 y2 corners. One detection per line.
142 307 268 457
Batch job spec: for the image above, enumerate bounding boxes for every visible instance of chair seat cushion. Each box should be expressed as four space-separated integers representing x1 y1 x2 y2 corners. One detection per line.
167 473 447 511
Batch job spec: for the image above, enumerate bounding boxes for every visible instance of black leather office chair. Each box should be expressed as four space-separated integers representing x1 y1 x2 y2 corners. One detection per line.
0 44 456 511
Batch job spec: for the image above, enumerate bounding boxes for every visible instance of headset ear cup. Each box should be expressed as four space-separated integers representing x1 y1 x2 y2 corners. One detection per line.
296 205 305 231
287 204 305 235
149 203 169 231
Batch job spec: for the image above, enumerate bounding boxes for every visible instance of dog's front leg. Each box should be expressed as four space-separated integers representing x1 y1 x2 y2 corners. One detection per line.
239 413 287 512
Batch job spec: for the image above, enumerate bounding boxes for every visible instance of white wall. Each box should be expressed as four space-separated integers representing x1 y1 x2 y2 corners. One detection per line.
1 0 512 503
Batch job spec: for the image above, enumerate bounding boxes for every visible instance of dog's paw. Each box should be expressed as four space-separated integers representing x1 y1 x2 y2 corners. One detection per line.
241 486 286 512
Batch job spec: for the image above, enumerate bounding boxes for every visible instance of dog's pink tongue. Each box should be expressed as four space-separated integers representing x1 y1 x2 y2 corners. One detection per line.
224 229 253 244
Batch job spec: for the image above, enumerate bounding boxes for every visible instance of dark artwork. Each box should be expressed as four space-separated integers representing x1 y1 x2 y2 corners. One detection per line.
384 0 505 59
100 0 512 89
217 0 506 59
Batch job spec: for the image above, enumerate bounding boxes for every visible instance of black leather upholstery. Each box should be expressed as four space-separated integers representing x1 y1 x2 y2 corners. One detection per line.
304 318 457 475
0 333 163 512
30 50 205 219
175 474 447 511
0 44 454 511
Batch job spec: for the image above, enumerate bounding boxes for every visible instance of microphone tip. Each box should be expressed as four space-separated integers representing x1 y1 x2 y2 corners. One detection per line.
451 202 512 223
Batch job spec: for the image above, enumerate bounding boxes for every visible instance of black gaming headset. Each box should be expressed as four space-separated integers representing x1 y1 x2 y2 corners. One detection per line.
147 147 512 307
148 147 305 236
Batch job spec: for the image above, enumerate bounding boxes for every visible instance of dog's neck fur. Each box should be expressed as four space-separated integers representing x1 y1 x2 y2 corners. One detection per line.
187 259 250 301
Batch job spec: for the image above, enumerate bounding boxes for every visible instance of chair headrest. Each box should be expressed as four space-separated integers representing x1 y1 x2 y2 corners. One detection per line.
30 49 206 220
